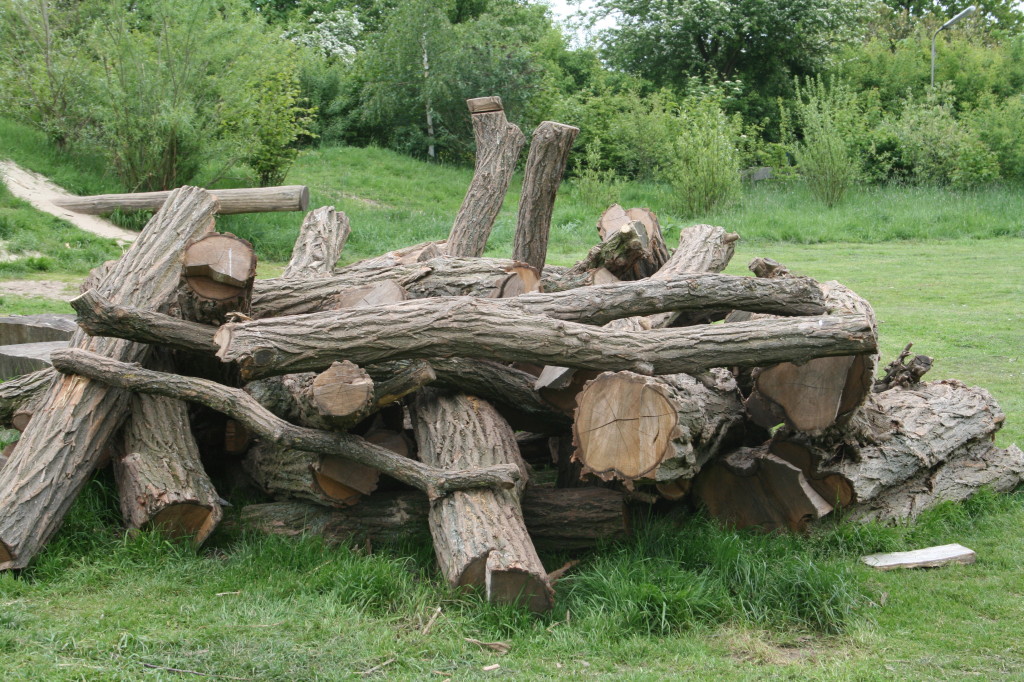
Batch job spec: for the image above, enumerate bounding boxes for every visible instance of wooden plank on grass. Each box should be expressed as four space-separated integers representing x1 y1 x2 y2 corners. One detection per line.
860 543 976 570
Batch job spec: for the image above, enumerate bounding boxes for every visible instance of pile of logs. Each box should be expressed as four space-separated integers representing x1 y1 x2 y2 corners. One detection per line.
0 97 1020 613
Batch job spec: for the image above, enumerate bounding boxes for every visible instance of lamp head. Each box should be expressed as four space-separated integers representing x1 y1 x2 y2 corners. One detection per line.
941 5 976 30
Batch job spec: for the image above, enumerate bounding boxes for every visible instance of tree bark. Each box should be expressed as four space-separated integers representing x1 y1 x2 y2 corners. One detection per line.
244 442 379 507
282 206 350 278
447 97 525 258
214 302 875 381
770 380 1024 522
236 486 629 552
512 121 579 271
0 368 55 427
0 186 220 570
51 348 521 500
251 256 541 317
413 389 553 612
595 205 670 279
52 185 309 215
117 388 222 545
572 369 746 485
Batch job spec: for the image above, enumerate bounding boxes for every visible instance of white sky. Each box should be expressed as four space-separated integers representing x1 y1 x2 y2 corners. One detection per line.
543 0 616 46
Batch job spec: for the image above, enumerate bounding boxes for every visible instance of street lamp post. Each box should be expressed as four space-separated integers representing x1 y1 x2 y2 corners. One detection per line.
932 6 977 88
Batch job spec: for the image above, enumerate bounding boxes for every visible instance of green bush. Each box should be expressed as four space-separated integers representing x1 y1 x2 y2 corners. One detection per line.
965 94 1024 182
664 97 743 216
793 78 865 206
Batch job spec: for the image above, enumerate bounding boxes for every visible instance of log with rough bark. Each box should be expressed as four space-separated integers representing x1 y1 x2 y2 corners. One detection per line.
52 185 309 215
595 205 670 279
214 300 875 381
344 241 446 271
413 389 553 612
742 279 878 435
770 380 1024 522
117 388 223 545
572 369 746 485
244 442 379 507
236 486 629 552
692 446 833 533
251 256 541 317
447 97 525 258
511 121 579 271
281 206 350 278
51 348 521 499
0 186 220 571
0 367 55 427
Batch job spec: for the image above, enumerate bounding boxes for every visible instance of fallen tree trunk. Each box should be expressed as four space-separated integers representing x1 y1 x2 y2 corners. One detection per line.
0 186 220 570
572 369 746 485
413 389 553 612
214 303 876 381
52 185 309 215
51 348 520 500
281 206 350 278
237 486 629 552
447 97 525 258
511 121 579 272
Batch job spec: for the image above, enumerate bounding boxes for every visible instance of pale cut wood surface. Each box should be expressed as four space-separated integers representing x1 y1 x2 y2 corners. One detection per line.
861 544 976 570
52 185 309 215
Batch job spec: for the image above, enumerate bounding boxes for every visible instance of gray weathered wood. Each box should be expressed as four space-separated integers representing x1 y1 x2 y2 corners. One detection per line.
0 314 76 345
861 544 976 570
0 341 67 378
52 185 309 215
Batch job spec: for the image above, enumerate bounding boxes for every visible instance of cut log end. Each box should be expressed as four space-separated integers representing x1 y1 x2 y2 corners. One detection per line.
312 361 375 419
183 233 257 300
316 454 379 505
0 541 12 565
149 503 222 545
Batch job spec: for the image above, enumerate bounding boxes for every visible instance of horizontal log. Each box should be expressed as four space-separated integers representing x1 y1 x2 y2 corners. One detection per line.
215 300 876 380
51 348 520 500
52 185 309 215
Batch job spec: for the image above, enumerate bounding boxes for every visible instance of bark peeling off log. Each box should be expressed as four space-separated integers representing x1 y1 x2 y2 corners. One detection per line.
214 300 875 381
51 348 520 500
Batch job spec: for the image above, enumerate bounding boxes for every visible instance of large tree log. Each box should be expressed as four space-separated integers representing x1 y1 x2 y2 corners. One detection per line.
51 348 520 499
770 380 1024 521
252 256 541 317
0 368 56 427
237 486 629 552
572 369 746 485
215 301 875 380
413 390 553 612
117 389 222 544
511 121 579 271
52 185 309 215
692 446 833 533
282 206 350 278
0 186 219 570
447 97 525 258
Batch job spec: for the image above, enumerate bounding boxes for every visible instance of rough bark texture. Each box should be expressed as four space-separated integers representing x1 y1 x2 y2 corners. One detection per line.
244 442 380 507
252 256 540 317
769 380 1023 522
0 186 219 570
237 486 629 552
572 369 746 484
693 446 833 533
595 205 670 279
52 348 520 500
52 185 309 215
413 389 553 612
117 391 222 544
282 206 350 278
448 99 525 258
215 302 876 381
0 368 55 427
511 121 579 271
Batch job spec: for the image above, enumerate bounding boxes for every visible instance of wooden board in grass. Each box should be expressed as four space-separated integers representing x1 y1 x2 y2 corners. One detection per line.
572 369 745 485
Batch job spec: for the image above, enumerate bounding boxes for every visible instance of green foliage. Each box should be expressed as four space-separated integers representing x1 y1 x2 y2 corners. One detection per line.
792 78 865 206
665 97 743 216
965 94 1024 182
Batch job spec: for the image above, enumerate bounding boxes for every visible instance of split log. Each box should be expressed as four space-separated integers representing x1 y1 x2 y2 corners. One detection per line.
178 232 257 325
448 97 525 258
0 314 76 345
237 486 629 552
52 185 309 215
413 389 553 612
0 186 220 570
770 380 1024 522
692 446 833 533
281 206 350 278
572 369 745 485
214 301 876 381
0 367 55 427
51 348 520 499
595 205 670 279
511 121 579 271
117 389 222 544
328 280 409 310
252 256 540 317
244 442 379 507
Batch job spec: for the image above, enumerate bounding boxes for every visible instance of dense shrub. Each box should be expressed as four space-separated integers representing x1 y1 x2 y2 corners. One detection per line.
792 78 865 206
665 97 743 216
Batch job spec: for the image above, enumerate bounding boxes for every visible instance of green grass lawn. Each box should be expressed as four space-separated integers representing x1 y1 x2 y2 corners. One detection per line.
1 119 1023 679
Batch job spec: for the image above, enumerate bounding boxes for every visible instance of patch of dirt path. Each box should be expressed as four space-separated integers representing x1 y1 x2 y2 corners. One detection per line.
0 280 77 301
0 160 137 244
